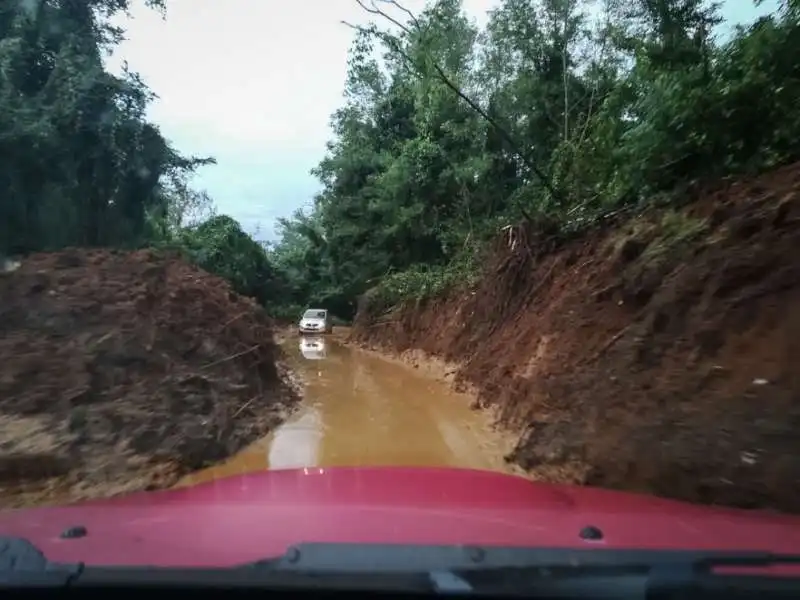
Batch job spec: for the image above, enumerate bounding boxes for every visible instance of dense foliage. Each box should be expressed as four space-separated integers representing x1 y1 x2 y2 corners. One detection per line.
5 0 798 322
0 0 282 313
165 214 290 312
269 0 800 319
0 0 214 253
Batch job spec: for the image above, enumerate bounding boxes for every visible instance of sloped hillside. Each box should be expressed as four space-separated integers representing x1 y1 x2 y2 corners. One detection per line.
352 162 800 513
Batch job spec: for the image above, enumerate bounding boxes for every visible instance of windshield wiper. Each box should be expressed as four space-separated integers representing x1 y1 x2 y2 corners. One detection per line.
2 538 799 598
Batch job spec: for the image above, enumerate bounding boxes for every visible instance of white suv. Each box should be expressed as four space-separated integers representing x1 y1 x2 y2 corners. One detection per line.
298 308 333 335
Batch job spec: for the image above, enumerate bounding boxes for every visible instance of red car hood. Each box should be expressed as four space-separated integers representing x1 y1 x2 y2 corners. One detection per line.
0 466 799 567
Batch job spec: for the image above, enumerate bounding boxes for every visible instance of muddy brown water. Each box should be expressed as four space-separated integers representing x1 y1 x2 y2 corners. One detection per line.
176 336 517 487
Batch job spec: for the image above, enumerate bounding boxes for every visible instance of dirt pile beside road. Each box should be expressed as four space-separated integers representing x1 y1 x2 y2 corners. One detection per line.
352 161 800 513
0 248 299 507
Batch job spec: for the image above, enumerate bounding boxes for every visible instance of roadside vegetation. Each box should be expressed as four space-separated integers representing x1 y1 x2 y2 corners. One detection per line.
269 0 800 319
3 0 798 324
1 0 201 253
0 0 290 316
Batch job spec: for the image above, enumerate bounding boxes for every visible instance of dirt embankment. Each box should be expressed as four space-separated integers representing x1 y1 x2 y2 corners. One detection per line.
352 162 800 513
0 248 300 507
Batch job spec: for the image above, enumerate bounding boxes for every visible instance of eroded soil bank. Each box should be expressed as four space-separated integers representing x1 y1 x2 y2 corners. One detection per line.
351 162 800 513
0 249 300 508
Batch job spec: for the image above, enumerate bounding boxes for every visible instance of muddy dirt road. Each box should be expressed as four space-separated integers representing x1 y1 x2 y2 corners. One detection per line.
177 335 517 487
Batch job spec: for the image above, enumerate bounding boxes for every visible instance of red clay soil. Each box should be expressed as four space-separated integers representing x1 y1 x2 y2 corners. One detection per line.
0 248 299 508
352 161 800 513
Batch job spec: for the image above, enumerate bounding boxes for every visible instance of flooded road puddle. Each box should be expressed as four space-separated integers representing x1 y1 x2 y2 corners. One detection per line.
177 335 514 486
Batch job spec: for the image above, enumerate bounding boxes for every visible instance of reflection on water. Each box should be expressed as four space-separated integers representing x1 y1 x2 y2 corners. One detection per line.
176 336 514 487
267 408 323 468
299 336 327 360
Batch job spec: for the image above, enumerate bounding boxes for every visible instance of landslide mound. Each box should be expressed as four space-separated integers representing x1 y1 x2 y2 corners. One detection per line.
0 248 298 507
353 161 800 513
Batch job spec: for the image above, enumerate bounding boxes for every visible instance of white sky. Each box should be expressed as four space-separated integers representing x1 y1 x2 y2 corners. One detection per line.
106 0 778 241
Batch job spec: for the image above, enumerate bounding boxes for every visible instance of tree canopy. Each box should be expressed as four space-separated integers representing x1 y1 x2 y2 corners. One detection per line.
0 0 291 315
269 0 800 318
0 0 217 255
4 0 797 322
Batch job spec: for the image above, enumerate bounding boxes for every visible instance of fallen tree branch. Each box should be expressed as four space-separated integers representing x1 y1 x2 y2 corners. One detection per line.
232 395 258 419
200 344 260 370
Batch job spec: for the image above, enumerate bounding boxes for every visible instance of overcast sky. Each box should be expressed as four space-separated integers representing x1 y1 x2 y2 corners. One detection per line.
105 0 779 242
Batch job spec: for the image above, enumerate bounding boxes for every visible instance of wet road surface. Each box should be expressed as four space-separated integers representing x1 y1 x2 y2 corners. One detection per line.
177 335 515 486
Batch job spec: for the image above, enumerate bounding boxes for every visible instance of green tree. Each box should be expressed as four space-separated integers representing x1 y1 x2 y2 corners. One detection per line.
0 0 212 255
266 0 800 314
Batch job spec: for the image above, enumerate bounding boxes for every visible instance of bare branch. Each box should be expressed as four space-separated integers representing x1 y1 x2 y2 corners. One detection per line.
562 0 574 141
342 21 427 80
354 0 413 34
578 0 614 146
385 0 422 30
